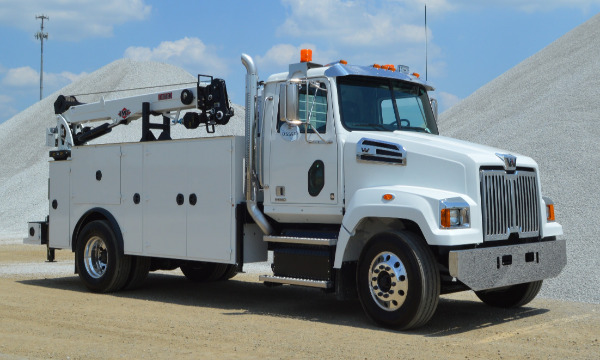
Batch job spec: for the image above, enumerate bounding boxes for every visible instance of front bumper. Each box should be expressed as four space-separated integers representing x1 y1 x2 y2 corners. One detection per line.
448 239 566 291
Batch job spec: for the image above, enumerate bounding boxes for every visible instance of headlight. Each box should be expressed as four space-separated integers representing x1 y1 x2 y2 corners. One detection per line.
440 198 470 229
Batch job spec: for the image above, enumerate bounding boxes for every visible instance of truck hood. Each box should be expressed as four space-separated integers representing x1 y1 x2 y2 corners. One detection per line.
354 130 537 169
342 131 539 204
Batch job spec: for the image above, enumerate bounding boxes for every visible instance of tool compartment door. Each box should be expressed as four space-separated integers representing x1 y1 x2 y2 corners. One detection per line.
142 141 188 258
186 138 237 262
71 145 121 205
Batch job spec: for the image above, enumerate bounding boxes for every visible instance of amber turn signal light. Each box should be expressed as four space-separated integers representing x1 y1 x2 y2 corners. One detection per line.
547 204 555 221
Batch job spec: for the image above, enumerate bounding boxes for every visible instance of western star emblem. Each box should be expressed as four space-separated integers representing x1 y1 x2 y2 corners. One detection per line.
119 108 131 119
496 153 517 171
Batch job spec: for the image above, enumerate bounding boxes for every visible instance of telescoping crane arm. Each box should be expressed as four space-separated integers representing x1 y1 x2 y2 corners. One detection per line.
48 76 233 158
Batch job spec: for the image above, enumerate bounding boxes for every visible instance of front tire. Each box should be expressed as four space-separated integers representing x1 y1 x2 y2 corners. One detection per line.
357 231 440 330
75 220 131 293
475 281 543 308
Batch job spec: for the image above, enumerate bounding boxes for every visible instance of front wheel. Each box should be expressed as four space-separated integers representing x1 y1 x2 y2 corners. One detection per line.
357 231 440 330
475 281 543 308
75 220 131 293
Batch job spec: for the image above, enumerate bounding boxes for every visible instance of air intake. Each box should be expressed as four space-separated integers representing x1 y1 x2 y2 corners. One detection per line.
356 138 406 165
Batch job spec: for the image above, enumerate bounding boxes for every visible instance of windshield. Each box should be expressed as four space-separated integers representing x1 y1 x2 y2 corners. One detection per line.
337 76 438 134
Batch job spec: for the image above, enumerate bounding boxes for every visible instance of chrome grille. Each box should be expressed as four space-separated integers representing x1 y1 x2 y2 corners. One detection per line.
480 170 540 241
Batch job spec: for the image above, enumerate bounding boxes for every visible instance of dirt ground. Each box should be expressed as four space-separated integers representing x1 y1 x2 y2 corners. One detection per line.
0 243 598 360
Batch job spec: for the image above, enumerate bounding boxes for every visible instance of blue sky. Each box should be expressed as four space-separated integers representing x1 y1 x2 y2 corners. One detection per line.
0 0 598 124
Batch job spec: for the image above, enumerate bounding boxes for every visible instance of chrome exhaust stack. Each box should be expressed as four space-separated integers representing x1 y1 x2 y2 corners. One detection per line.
241 54 274 235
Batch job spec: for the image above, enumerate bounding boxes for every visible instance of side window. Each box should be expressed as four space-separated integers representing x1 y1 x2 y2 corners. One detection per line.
299 82 327 133
277 81 328 134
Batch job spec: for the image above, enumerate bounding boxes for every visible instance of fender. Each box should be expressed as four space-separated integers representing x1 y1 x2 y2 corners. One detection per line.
334 186 481 268
71 207 125 256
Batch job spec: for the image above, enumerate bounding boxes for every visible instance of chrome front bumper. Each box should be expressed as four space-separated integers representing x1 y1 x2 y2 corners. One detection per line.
449 239 566 291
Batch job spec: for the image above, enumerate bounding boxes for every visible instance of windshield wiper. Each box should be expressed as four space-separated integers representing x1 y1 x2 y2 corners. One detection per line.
351 123 392 131
397 126 429 133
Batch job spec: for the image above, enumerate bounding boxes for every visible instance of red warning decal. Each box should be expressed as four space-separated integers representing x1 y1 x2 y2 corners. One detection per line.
119 108 131 119
158 92 173 101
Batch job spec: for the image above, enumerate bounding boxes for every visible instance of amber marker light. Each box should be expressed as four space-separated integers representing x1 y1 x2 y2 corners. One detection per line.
440 208 451 228
373 64 381 69
300 49 313 63
547 204 555 221
412 72 420 78
382 194 394 201
340 60 348 65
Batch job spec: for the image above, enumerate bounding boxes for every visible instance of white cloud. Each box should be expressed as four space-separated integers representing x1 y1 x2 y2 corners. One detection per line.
436 91 461 113
0 0 151 41
2 67 39 87
124 37 229 76
279 0 428 46
45 71 88 88
255 43 338 69
2 66 87 89
256 44 304 68
436 0 600 12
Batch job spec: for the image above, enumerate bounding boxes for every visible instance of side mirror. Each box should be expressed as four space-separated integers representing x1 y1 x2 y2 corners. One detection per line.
279 82 301 125
430 98 438 121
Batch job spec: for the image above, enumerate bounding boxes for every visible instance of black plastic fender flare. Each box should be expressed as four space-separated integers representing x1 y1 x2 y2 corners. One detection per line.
71 207 124 256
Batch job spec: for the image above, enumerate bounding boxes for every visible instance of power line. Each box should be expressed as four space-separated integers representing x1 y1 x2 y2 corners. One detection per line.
35 15 49 101
72 82 198 97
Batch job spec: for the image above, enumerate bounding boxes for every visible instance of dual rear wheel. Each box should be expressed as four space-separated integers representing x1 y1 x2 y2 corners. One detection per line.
75 220 135 293
76 220 235 292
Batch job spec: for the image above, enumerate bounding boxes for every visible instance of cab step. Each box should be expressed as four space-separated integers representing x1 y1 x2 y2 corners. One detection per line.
264 235 337 246
259 275 332 289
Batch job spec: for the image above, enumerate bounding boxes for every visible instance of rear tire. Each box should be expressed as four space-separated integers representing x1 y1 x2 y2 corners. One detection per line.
75 220 131 293
180 262 229 282
124 256 151 290
357 231 440 330
218 264 238 281
475 281 543 308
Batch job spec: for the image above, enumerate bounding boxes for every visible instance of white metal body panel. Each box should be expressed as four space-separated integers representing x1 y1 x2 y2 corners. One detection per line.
242 223 268 263
143 141 188 257
120 144 143 253
186 137 243 261
48 160 71 249
71 146 121 205
61 136 244 263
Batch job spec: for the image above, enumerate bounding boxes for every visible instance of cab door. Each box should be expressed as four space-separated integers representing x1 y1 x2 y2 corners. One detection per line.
265 79 340 221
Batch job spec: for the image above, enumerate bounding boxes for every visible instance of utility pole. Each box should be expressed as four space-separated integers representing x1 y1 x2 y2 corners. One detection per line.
35 15 49 101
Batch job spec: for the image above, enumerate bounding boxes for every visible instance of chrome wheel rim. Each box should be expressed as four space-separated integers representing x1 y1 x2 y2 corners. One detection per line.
84 236 108 279
368 251 408 311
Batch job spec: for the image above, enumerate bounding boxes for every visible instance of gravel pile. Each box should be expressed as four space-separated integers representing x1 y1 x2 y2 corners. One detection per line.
0 59 245 241
440 14 600 303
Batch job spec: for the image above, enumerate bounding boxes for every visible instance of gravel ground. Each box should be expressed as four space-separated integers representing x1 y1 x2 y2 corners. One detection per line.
440 14 600 303
1 244 599 359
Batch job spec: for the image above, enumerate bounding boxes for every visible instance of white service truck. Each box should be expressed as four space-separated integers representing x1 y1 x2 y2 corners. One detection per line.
25 51 566 329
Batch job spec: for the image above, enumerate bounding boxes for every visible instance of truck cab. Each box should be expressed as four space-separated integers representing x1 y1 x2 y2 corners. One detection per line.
255 53 565 328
